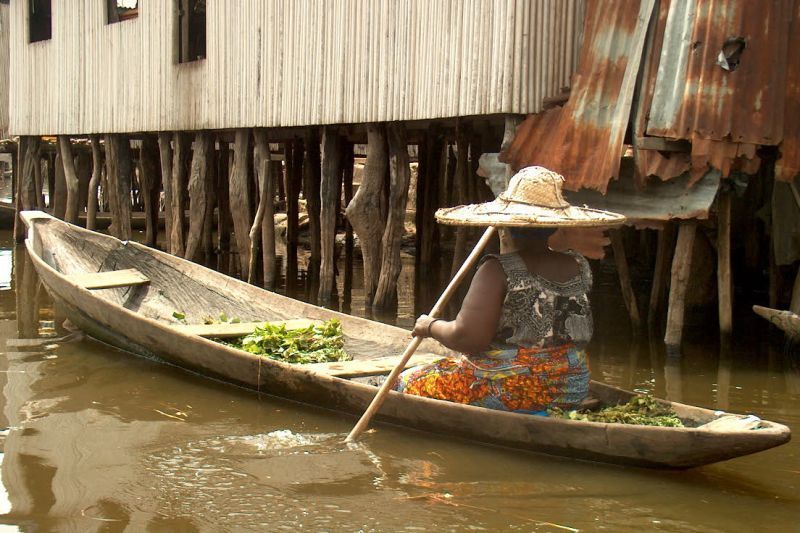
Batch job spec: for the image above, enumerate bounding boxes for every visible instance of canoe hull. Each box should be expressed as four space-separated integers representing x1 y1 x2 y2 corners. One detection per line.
22 212 792 469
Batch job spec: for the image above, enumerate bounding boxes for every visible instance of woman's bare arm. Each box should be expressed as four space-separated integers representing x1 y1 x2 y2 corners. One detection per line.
413 258 506 354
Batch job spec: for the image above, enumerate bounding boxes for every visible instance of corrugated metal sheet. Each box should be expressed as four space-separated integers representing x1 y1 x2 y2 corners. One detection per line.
0 3 9 139
776 0 800 182
8 0 584 136
645 0 794 181
500 0 656 193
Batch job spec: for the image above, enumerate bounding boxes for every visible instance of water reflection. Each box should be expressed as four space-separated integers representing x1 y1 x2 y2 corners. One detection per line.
0 232 797 530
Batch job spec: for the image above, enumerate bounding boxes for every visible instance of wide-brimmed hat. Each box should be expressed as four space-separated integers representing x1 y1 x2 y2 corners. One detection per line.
435 166 625 228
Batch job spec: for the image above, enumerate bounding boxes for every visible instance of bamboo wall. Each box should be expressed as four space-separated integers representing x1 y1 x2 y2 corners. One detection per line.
0 3 9 139
8 0 584 136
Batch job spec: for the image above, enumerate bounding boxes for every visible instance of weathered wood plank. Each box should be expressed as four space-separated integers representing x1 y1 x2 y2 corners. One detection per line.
69 269 150 290
57 136 80 224
174 318 320 338
305 353 444 378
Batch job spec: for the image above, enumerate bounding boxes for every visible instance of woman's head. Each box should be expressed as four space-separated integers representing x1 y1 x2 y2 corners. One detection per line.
508 227 557 243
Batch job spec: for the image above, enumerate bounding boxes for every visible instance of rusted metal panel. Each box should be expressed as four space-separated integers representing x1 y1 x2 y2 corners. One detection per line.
644 0 795 181
567 169 721 226
501 0 656 193
776 0 800 182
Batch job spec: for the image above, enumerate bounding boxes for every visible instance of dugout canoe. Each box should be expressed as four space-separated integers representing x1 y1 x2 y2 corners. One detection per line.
753 305 800 339
21 211 791 469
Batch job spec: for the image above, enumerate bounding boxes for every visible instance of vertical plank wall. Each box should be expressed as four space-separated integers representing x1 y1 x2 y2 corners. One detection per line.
8 0 584 136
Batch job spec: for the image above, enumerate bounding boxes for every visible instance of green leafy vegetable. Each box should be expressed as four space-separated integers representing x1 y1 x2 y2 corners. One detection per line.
172 311 186 322
221 319 350 365
549 395 684 427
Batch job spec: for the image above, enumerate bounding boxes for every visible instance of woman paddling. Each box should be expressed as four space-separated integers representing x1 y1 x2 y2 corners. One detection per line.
395 166 624 414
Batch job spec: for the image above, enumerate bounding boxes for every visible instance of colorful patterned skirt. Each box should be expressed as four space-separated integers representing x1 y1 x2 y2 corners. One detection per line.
394 343 589 413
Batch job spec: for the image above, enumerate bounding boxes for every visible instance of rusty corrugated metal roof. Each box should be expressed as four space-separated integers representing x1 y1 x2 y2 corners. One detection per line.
501 0 656 193
644 0 796 182
776 0 800 182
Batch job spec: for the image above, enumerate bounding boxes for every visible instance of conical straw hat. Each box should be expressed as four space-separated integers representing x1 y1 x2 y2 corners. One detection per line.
435 166 625 228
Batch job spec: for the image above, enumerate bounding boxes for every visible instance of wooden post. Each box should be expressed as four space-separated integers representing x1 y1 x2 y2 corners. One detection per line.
139 136 161 247
184 132 212 261
202 144 216 265
284 142 299 291
418 127 443 273
610 229 642 334
34 145 45 210
345 124 387 305
14 137 40 242
87 136 102 232
56 136 80 224
374 123 412 309
250 130 276 288
53 152 67 220
303 128 322 267
76 149 91 217
342 142 355 312
45 153 54 210
319 126 343 303
103 134 133 240
717 190 733 336
216 139 232 263
229 129 252 279
451 129 470 277
170 132 190 257
157 133 174 252
664 222 697 348
648 223 676 327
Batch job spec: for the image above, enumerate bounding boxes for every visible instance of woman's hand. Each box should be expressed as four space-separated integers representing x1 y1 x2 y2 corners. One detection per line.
412 314 437 338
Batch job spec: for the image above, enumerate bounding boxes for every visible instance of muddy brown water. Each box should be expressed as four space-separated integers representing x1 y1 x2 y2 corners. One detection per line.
0 228 798 531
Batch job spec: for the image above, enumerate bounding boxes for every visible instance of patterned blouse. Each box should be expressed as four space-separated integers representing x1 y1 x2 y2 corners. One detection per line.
484 251 593 350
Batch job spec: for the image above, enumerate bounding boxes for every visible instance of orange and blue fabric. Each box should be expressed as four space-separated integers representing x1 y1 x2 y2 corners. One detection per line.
394 342 589 414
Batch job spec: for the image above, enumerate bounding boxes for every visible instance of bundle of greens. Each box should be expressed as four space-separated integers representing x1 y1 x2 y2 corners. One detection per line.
549 395 684 427
224 319 351 364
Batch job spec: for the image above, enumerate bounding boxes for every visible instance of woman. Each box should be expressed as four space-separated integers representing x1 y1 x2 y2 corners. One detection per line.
394 166 624 414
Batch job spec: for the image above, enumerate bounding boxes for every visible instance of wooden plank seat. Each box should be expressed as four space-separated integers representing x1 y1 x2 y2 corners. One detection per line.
174 318 320 338
305 353 444 378
69 269 150 290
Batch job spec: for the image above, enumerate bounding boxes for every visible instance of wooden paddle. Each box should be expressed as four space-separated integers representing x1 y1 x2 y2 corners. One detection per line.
344 226 497 443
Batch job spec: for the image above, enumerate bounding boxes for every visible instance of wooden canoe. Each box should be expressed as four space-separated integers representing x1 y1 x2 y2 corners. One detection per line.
753 305 800 339
21 211 791 469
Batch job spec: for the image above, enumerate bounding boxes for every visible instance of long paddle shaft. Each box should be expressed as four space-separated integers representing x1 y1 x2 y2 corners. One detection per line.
345 226 497 443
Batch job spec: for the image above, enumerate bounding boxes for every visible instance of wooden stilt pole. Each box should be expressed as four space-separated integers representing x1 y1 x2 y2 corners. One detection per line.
56 136 80 224
87 136 102 232
319 126 343 303
251 130 276 288
53 152 67 220
139 136 161 247
303 128 322 267
103 134 133 240
216 140 232 269
648 223 676 327
345 124 387 305
170 132 189 257
185 132 212 261
14 137 39 242
610 229 642 334
284 142 299 292
717 190 733 336
157 133 174 251
202 144 216 265
34 145 45 210
342 142 355 312
451 129 470 277
418 126 442 273
230 129 253 278
664 222 697 348
374 123 412 309
76 149 91 218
